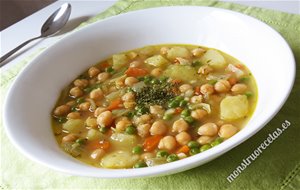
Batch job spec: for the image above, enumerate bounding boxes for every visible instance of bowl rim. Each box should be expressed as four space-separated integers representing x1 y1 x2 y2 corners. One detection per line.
3 6 296 178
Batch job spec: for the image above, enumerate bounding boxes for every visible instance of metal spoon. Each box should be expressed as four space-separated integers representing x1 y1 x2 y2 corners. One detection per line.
0 3 72 65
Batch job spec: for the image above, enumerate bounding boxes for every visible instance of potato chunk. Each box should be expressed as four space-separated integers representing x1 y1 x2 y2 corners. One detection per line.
110 133 137 151
112 54 128 69
201 49 227 69
62 119 84 133
164 65 197 82
167 47 191 60
220 95 248 120
145 55 168 67
101 151 139 169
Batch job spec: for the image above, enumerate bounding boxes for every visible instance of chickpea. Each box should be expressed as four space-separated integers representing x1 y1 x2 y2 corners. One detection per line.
190 95 203 104
218 124 238 139
137 123 151 137
97 72 110 82
231 83 247 94
116 118 132 132
151 68 163 77
179 84 193 93
69 86 83 98
185 89 195 97
115 77 125 88
90 149 105 160
90 88 103 100
134 114 152 125
200 84 214 95
79 102 91 112
129 60 142 68
66 100 76 106
192 47 205 57
150 120 168 135
97 110 113 127
198 65 213 75
214 80 231 93
175 132 191 146
197 123 218 136
94 107 107 117
62 134 77 143
67 112 81 119
86 117 98 128
73 79 88 88
172 118 189 133
158 136 177 151
122 92 135 102
150 105 165 117
197 135 216 145
88 66 100 78
124 77 138 86
191 109 207 120
140 152 155 160
53 105 70 116
160 47 169 55
123 101 136 109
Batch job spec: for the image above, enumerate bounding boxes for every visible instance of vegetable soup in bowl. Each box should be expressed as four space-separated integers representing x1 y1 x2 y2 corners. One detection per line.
3 7 295 178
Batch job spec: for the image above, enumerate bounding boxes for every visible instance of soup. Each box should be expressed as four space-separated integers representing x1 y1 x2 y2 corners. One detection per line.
52 45 257 169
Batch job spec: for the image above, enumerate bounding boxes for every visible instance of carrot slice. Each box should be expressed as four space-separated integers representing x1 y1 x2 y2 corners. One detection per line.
176 145 190 154
228 77 237 85
100 61 110 69
86 140 110 151
107 98 122 111
125 67 148 77
143 135 163 152
194 86 201 95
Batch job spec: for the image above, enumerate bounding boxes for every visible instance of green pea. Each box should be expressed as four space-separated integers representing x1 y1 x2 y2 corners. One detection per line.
181 109 190 117
187 141 200 148
245 92 253 98
57 117 67 123
134 161 147 168
132 146 143 154
75 138 86 145
200 144 212 152
99 126 108 133
208 80 217 85
76 97 85 104
179 100 188 107
168 100 180 108
156 150 169 158
105 67 115 73
163 114 172 120
125 125 137 135
189 147 200 155
211 137 223 147
167 154 179 162
126 111 135 118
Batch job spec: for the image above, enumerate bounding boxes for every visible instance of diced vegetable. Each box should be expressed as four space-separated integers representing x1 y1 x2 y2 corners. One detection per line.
107 98 122 111
201 49 227 69
106 90 122 101
143 135 163 152
226 64 245 78
189 103 211 114
220 95 249 120
167 47 191 60
112 109 130 117
86 129 103 141
62 119 84 133
176 145 190 154
112 54 128 69
101 151 139 168
145 55 169 67
125 67 148 77
131 81 146 92
164 65 197 82
145 157 167 167
86 140 110 151
110 133 138 150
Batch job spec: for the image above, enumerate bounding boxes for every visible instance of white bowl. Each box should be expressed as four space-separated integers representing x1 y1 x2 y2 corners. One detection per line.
3 6 295 178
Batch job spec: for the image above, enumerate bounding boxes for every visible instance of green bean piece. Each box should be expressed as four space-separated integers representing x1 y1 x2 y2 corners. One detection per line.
184 116 194 124
132 146 143 154
187 141 200 148
125 125 137 135
167 154 179 162
168 100 180 108
134 161 148 168
175 96 184 101
179 100 188 107
200 144 212 152
156 150 169 158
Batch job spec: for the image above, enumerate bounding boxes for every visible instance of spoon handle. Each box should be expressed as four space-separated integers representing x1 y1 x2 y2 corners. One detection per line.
0 36 42 66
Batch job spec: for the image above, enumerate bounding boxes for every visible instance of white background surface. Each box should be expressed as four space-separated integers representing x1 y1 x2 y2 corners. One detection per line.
0 0 299 71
